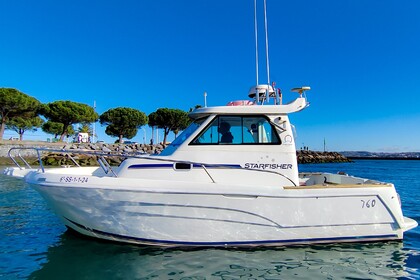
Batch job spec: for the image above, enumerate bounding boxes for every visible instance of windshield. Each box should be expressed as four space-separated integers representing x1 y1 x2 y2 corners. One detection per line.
191 115 280 145
159 117 207 156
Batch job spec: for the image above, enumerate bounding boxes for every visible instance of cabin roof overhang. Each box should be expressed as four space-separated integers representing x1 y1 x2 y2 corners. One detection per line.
189 97 308 119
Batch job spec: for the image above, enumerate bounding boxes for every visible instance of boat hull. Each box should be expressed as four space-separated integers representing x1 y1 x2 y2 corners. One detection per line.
26 171 413 247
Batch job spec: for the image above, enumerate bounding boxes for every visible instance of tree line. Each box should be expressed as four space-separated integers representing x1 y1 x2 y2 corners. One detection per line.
0 88 193 144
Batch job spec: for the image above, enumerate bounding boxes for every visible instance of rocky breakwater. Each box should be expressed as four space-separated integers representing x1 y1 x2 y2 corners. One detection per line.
297 150 352 164
1 141 350 166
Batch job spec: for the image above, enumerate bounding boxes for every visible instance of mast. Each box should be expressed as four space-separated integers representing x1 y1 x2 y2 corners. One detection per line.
254 0 271 86
251 0 275 105
254 0 259 86
263 0 270 85
92 100 96 143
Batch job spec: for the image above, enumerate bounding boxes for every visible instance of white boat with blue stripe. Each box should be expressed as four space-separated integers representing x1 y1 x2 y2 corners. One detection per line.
3 84 417 247
3 0 417 246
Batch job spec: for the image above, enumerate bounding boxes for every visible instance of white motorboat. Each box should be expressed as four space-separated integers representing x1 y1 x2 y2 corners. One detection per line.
3 84 417 247
4 1 417 247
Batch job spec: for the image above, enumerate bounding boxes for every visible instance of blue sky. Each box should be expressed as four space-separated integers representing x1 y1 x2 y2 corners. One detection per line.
1 0 420 152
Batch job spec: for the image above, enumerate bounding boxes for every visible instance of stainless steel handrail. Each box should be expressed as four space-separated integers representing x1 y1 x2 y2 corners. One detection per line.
7 147 128 177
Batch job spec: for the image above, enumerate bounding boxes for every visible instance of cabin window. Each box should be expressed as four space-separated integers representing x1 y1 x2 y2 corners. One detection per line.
159 117 206 156
191 116 280 145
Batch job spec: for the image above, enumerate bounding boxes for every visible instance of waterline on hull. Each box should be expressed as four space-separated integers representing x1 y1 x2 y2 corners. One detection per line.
64 217 399 247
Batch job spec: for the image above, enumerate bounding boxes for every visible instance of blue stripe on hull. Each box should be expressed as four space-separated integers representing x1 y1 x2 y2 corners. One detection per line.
127 163 242 169
64 217 399 247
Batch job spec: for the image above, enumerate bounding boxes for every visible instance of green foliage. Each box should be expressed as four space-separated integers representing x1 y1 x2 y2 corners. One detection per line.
42 121 75 139
148 108 191 144
0 88 193 144
99 107 148 143
40 101 98 141
78 123 93 134
0 88 41 139
7 114 44 141
77 123 97 141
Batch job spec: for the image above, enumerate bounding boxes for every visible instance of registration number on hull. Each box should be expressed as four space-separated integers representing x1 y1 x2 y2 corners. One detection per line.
59 176 89 183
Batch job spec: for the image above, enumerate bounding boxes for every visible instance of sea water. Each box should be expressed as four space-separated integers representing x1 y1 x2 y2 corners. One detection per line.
1 160 419 279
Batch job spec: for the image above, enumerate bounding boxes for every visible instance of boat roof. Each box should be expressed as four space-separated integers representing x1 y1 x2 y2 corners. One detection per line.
189 97 308 119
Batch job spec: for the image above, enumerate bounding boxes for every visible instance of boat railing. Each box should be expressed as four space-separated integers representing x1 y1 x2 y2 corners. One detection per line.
7 147 143 175
7 147 297 186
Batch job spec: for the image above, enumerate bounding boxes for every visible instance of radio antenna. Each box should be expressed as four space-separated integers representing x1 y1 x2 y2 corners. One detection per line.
263 0 270 85
253 0 271 86
254 0 259 85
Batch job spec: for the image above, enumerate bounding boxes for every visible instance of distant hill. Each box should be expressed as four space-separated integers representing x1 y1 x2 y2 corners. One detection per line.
340 151 420 159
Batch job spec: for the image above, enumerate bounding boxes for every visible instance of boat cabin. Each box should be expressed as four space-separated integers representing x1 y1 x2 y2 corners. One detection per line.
156 86 311 186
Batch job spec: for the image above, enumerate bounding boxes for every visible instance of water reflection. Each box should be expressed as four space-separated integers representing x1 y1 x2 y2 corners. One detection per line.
0 174 66 279
3 161 420 280
29 231 419 280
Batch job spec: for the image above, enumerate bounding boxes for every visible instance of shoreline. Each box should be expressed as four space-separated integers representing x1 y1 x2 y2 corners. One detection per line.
2 152 419 166
1 141 352 166
348 156 420 160
12 140 420 166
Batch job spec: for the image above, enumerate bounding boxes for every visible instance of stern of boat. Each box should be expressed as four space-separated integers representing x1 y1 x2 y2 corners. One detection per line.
402 217 418 232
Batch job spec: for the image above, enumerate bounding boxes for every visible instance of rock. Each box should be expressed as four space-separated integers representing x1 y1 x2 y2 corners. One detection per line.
123 147 133 153
102 146 112 152
89 144 99 150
